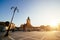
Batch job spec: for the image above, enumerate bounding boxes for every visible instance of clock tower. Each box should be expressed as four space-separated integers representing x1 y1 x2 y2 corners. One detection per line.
26 17 31 25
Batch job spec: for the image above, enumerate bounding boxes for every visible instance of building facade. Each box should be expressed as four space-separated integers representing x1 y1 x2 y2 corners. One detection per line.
19 17 41 31
19 17 33 31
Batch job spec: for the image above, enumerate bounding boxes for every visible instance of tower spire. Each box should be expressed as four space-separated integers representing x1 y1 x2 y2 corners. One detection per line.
26 16 31 25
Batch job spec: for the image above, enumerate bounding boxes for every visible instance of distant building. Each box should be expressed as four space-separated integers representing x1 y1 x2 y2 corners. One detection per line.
10 23 15 30
20 17 33 31
0 22 6 32
0 21 15 32
19 17 52 31
19 17 41 31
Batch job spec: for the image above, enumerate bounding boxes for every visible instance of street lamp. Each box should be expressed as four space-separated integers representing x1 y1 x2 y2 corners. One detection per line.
4 6 19 37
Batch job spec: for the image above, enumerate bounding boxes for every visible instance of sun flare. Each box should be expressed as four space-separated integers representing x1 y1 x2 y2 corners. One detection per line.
49 20 58 28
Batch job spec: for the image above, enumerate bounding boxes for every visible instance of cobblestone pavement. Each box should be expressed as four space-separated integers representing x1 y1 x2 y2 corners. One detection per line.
9 31 60 40
0 32 11 40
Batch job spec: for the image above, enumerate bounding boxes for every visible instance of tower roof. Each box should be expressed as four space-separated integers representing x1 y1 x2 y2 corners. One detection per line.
27 17 30 20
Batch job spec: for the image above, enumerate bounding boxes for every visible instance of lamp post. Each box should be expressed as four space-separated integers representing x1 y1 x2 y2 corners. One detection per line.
4 6 19 37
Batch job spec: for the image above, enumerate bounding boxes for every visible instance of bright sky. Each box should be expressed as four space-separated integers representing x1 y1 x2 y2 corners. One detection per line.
0 0 60 27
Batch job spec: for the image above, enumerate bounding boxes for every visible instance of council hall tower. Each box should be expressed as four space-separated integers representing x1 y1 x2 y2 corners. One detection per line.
26 17 31 26
23 17 33 31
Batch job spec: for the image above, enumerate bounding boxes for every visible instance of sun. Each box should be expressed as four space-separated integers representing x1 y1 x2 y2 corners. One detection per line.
49 20 58 28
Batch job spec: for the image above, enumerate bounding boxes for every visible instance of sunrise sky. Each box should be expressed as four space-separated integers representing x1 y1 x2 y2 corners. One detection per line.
0 0 60 27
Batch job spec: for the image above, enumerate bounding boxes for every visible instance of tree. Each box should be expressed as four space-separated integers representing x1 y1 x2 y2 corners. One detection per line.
4 6 19 37
5 21 9 26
